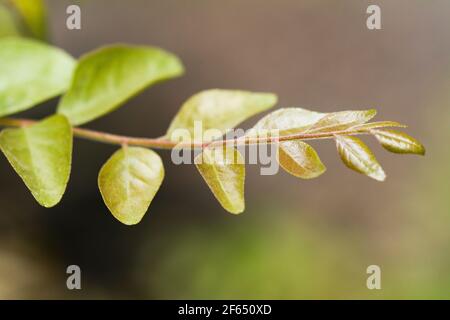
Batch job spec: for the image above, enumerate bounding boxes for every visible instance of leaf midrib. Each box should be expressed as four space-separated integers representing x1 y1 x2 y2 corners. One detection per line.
337 136 377 173
205 150 237 211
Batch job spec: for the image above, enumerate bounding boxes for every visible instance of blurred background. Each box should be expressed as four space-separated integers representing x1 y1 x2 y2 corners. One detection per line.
0 0 449 299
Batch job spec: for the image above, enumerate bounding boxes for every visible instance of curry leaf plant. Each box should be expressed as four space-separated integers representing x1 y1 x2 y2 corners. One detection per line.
0 37 425 225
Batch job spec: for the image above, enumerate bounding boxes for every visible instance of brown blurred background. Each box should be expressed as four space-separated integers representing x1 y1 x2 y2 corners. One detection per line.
0 0 449 299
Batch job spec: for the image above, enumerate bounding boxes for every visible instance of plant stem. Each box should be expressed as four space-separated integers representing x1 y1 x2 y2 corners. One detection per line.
0 117 368 150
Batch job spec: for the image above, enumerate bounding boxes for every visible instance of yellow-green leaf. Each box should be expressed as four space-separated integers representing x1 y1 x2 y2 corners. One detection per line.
307 109 377 133
278 141 326 179
58 45 184 126
98 147 164 225
195 147 245 214
371 129 425 155
0 37 76 117
335 135 385 181
350 121 406 131
0 4 20 38
0 114 73 207
9 0 47 40
250 107 325 136
167 89 277 142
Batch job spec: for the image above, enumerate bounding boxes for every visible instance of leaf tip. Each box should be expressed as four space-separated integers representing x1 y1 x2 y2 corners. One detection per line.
227 204 245 215
39 197 62 208
370 167 387 182
265 93 278 105
420 147 426 156
415 142 426 156
168 54 185 77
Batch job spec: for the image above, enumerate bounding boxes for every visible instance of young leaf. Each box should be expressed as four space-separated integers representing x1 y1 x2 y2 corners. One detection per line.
98 147 164 225
249 108 326 179
58 45 184 126
195 147 245 214
350 121 407 132
278 141 326 179
9 0 48 40
250 107 326 135
307 109 377 133
0 114 73 207
166 89 277 141
371 129 425 155
0 37 76 117
335 135 386 181
0 4 20 38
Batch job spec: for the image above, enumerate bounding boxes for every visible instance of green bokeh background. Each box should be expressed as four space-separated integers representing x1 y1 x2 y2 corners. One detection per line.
0 0 449 299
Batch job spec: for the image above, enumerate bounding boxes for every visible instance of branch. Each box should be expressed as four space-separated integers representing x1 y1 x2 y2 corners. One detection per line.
0 117 368 150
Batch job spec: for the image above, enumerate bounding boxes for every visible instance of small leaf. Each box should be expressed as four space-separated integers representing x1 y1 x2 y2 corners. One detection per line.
195 147 245 214
307 109 377 133
278 141 326 179
0 37 76 117
9 0 48 40
0 4 20 38
98 147 164 225
350 121 407 131
167 89 277 141
0 114 73 207
250 107 325 135
335 135 386 181
371 129 425 155
58 45 184 126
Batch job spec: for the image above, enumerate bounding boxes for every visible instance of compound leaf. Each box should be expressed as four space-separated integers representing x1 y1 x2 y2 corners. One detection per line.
195 147 245 214
58 45 184 125
98 147 164 225
371 129 425 155
0 114 73 207
167 89 277 142
278 141 326 179
335 135 385 181
0 37 75 117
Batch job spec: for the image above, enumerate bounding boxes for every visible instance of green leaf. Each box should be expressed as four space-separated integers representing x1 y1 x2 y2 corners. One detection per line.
335 135 386 181
278 141 326 179
0 37 76 117
250 107 325 135
0 114 73 207
167 89 277 142
350 121 407 131
371 129 425 155
307 109 377 133
58 45 184 126
195 147 245 214
9 0 47 40
98 147 164 225
0 4 20 38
